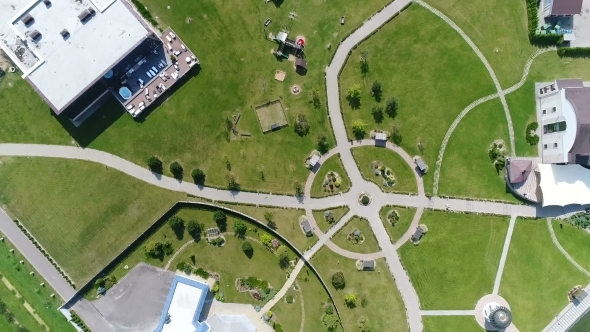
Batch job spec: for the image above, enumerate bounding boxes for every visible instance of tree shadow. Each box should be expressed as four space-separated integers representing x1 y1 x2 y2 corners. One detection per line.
174 226 185 240
347 97 361 109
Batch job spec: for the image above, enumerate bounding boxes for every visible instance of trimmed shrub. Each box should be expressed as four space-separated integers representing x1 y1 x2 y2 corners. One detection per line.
130 0 158 27
331 271 345 289
169 162 183 179
286 295 294 303
557 47 590 58
147 156 162 172
191 168 206 185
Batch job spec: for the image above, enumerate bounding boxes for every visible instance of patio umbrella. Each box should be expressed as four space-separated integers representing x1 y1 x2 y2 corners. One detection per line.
543 23 551 29
555 25 561 30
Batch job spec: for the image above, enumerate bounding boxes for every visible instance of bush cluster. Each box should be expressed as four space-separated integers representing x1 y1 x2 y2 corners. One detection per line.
70 311 91 332
526 122 539 145
130 0 158 27
331 271 345 289
557 47 590 58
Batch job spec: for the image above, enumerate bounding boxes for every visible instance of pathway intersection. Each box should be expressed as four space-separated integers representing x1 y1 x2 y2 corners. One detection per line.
0 1 584 331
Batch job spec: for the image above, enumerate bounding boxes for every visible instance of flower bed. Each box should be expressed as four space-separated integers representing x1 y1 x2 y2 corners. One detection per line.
322 171 343 193
370 161 396 186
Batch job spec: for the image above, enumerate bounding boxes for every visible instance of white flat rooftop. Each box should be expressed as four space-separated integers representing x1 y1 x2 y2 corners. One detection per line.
0 0 149 112
539 163 590 207
162 282 204 332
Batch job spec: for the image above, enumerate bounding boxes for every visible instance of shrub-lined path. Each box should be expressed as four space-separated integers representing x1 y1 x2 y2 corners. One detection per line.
0 0 582 331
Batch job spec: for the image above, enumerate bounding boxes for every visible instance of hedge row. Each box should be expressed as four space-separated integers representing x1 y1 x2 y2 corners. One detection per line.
525 0 562 45
70 311 91 332
557 47 590 58
130 0 158 27
12 219 75 288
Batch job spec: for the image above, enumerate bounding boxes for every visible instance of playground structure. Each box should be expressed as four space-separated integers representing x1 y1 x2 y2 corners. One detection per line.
273 32 305 59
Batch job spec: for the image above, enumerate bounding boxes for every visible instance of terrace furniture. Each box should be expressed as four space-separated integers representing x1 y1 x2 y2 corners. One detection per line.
181 44 187 51
167 43 172 51
543 23 551 29
146 71 152 78
152 66 158 73
174 50 181 56
341 16 345 25
264 18 271 27
144 88 149 96
550 30 557 34
169 32 176 39
555 25 561 30
138 102 145 110
149 69 156 76
540 30 547 35
166 35 172 42
126 104 134 110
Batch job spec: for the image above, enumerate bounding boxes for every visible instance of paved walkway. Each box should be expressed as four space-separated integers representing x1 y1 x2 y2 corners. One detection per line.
547 219 590 278
420 310 475 316
0 208 76 301
492 214 518 295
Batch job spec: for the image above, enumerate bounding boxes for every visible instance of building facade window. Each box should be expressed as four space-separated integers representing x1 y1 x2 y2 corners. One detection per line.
543 121 567 134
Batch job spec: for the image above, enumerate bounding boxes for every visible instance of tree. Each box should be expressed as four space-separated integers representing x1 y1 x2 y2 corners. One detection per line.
144 241 164 259
347 84 362 109
322 314 340 331
169 161 183 179
277 246 290 268
294 182 303 196
309 88 321 108
147 156 162 173
226 172 240 191
317 134 330 154
233 220 247 237
344 293 357 308
242 241 253 258
385 97 398 118
359 51 369 75
391 123 402 145
260 233 273 247
214 211 227 231
331 271 346 289
352 120 366 139
370 80 382 101
169 216 185 237
191 168 206 185
371 106 384 123
187 220 204 237
265 212 277 229
294 114 310 136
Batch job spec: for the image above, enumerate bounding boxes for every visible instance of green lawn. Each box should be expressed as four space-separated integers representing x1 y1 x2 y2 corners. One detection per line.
331 216 381 254
0 237 75 331
339 5 495 194
351 146 418 194
422 0 535 88
312 248 408 332
296 266 343 332
0 157 183 285
552 221 590 272
399 211 508 309
270 284 303 332
438 99 517 201
312 206 350 234
500 219 589 332
423 316 481 332
506 52 590 156
379 205 416 244
217 204 317 252
311 154 351 198
169 235 292 305
0 0 395 196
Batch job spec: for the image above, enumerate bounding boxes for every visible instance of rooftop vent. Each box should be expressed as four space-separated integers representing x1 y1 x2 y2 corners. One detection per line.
21 14 34 26
78 9 94 22
43 0 52 6
87 7 96 15
30 30 42 41
60 29 69 38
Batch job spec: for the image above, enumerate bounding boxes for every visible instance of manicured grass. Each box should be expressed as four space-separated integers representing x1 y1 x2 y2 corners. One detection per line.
422 0 535 88
0 237 75 331
500 219 589 332
438 99 517 201
399 211 508 309
423 316 481 332
351 146 418 194
506 52 590 156
270 286 302 332
0 280 45 331
331 216 380 254
218 204 317 252
552 221 590 272
296 266 342 332
311 154 351 198
169 236 291 305
28 0 395 195
379 205 416 244
0 157 183 285
340 5 495 194
0 74 72 145
312 206 350 234
312 248 408 332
